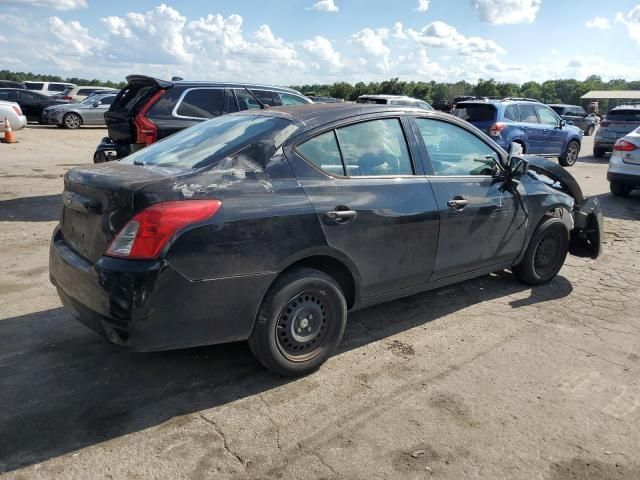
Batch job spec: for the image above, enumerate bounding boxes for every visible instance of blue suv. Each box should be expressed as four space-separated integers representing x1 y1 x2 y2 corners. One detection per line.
454 98 584 166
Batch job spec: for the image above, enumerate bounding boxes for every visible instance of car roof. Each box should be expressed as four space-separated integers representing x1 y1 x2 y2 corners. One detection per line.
610 104 640 110
358 94 419 100
548 104 579 108
172 80 303 95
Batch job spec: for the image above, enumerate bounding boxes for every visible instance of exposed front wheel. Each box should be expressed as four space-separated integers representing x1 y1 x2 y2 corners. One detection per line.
559 140 580 166
610 181 631 197
513 217 569 285
248 267 347 376
585 125 595 136
63 113 82 129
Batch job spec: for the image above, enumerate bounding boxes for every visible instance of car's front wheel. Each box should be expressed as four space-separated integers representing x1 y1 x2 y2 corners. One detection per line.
585 125 595 136
513 217 569 285
63 113 82 129
248 267 347 376
610 181 631 197
559 140 580 166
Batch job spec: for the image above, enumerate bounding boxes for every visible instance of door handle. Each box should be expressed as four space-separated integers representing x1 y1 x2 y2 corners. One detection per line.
447 198 469 209
324 208 357 222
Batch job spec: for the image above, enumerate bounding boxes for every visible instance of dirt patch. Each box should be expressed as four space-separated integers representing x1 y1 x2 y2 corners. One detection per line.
547 457 640 480
386 339 415 359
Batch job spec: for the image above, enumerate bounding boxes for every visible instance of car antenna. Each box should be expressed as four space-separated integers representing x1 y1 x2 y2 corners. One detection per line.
244 88 269 109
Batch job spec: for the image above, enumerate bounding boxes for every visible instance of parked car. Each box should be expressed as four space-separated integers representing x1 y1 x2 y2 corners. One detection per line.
0 100 27 131
0 80 26 89
454 98 584 166
549 104 598 136
450 96 499 113
57 86 119 103
94 75 312 163
23 81 75 97
0 88 68 122
607 127 640 196
307 95 344 103
356 95 433 110
41 93 117 128
594 105 640 158
50 104 602 376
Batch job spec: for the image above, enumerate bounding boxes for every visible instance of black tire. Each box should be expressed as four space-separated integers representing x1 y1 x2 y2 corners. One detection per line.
248 267 347 376
593 147 606 158
585 125 595 136
610 181 631 197
93 152 107 163
513 217 569 285
559 140 580 166
63 113 82 129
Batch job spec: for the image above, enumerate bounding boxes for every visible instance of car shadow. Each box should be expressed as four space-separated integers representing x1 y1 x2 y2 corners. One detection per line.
0 270 572 472
591 191 640 221
0 194 61 222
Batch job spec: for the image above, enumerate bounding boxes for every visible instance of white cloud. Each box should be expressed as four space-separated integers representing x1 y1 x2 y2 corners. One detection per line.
1 0 86 10
392 22 407 39
408 21 505 56
48 16 103 56
302 36 343 70
616 5 640 47
471 0 541 25
352 27 391 71
0 35 7 43
308 0 339 12
415 0 430 12
585 17 611 30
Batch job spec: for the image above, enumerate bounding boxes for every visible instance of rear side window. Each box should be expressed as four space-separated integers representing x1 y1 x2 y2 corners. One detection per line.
606 109 640 122
453 104 497 122
78 88 96 95
176 88 224 119
0 90 18 101
337 119 413 176
279 93 310 106
297 131 344 175
48 83 69 92
24 82 43 90
504 104 519 122
518 104 539 123
250 90 282 107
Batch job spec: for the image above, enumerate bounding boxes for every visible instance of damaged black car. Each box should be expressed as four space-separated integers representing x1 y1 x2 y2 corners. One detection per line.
50 104 603 376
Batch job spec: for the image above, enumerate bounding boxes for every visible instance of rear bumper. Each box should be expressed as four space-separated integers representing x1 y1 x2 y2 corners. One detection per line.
94 137 131 163
49 227 276 351
607 172 640 187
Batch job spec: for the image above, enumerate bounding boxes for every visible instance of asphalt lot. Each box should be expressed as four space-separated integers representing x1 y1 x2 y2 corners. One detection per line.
1 125 639 480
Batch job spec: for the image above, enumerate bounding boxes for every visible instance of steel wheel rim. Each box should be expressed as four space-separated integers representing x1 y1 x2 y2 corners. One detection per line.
566 143 578 164
65 114 80 128
275 290 333 362
533 230 563 277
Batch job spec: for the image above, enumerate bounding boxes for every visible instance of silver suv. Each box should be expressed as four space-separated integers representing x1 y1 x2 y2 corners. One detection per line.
594 105 640 158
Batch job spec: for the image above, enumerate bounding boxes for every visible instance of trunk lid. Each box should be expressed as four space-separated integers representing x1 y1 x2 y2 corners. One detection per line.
61 163 173 263
104 75 173 145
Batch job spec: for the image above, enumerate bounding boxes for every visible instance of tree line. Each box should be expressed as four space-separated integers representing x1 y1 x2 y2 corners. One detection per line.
3 69 639 110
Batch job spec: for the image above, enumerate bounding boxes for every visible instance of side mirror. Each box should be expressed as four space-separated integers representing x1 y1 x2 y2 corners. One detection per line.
92 101 100 107
501 154 528 191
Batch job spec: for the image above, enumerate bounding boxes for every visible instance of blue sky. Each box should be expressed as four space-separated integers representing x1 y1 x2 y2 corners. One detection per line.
1 0 639 84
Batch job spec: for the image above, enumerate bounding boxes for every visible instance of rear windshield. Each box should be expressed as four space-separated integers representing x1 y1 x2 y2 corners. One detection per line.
111 85 157 113
605 109 640 122
121 115 293 169
453 103 497 122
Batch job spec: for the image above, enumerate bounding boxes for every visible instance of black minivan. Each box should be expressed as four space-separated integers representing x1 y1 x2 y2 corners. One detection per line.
94 75 312 163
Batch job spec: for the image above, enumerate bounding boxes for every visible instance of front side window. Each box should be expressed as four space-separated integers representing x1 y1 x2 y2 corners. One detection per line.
536 105 559 126
336 119 413 176
99 95 116 106
279 92 310 106
176 88 224 119
296 131 344 176
416 118 499 176
518 104 539 123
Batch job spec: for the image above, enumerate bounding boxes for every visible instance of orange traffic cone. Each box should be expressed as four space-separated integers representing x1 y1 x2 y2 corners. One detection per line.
3 117 16 144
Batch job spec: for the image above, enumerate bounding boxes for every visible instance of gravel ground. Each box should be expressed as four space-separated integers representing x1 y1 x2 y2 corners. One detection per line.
1 125 639 480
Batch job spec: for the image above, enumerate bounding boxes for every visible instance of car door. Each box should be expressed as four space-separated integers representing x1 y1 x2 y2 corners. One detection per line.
535 105 564 155
287 116 440 297
90 95 115 125
413 117 527 280
17 91 41 121
517 103 544 153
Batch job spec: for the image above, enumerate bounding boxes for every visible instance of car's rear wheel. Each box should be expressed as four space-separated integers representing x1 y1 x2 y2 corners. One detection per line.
248 267 347 376
585 125 595 136
610 181 631 197
63 113 82 129
559 140 580 166
513 217 569 285
593 147 606 158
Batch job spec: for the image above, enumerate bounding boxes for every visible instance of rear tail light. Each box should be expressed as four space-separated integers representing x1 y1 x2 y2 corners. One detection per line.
489 122 506 137
62 96 72 101
106 200 222 260
12 105 22 116
600 121 610 127
613 139 638 151
134 89 166 145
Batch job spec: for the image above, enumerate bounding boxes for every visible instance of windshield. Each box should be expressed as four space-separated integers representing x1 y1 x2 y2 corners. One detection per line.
453 103 497 122
121 114 293 169
606 109 640 122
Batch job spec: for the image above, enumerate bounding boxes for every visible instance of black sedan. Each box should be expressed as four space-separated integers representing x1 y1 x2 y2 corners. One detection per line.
49 104 603 376
0 88 67 122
